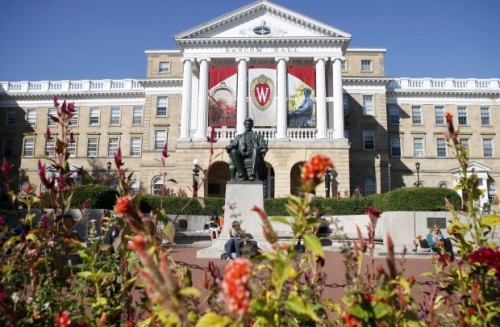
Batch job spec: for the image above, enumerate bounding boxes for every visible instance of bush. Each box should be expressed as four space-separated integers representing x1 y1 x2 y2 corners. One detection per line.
139 195 225 216
71 185 119 209
377 187 461 211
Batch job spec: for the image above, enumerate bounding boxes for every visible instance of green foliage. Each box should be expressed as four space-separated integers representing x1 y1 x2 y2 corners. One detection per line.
376 187 461 212
139 195 225 216
71 185 119 209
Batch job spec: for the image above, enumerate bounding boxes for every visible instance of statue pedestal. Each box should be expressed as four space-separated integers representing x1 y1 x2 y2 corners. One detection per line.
197 181 267 258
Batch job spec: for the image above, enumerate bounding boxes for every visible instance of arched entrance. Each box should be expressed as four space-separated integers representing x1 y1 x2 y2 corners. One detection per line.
264 162 275 198
207 161 230 198
290 162 304 196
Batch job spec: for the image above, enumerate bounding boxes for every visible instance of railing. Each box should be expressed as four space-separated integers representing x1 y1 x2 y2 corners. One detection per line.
388 78 500 91
0 79 144 94
208 127 335 141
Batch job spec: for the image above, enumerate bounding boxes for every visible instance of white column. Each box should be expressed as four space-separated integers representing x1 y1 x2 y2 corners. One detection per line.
195 58 210 140
276 57 289 139
332 57 344 139
180 58 194 140
236 57 249 135
315 57 327 139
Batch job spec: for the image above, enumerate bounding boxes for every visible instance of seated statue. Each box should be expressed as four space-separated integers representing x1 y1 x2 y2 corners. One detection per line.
226 118 268 181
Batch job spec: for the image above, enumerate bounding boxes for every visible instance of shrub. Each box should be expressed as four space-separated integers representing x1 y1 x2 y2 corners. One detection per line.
378 187 461 211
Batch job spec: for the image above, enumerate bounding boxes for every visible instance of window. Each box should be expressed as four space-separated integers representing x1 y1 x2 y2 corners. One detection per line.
47 108 57 126
132 106 143 125
364 178 376 196
435 106 444 124
26 108 37 126
6 110 16 127
67 137 77 157
391 137 401 157
23 138 35 157
87 138 98 157
363 130 375 150
110 107 121 126
3 139 14 157
129 181 140 194
159 61 171 73
69 108 79 126
89 107 100 125
437 138 446 157
45 138 55 156
108 138 119 157
154 130 166 151
458 106 467 125
412 106 422 124
343 94 348 115
483 138 493 157
389 105 400 124
156 97 168 116
480 107 490 125
439 182 448 188
361 60 372 71
341 60 347 71
362 95 374 116
413 138 424 157
152 176 164 195
130 137 141 156
460 138 469 150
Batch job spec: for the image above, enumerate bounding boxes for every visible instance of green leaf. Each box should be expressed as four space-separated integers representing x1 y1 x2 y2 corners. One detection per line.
179 287 201 297
372 301 391 319
76 271 95 281
481 214 500 227
302 234 324 258
270 216 291 225
195 313 232 327
285 291 320 321
91 297 107 310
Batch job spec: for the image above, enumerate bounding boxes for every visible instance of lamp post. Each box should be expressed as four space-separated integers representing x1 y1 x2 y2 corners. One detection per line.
415 161 421 187
192 159 200 197
325 168 331 198
107 161 112 186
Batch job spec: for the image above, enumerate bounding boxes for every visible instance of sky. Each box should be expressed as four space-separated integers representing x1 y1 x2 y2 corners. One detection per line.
1 0 499 82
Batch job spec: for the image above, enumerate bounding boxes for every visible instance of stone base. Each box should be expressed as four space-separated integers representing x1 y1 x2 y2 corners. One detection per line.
197 181 267 258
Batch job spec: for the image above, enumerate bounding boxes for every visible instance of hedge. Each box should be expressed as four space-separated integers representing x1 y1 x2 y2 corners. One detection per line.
39 186 462 215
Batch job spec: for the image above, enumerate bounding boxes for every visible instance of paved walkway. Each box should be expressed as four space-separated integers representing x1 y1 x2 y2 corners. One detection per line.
169 246 437 303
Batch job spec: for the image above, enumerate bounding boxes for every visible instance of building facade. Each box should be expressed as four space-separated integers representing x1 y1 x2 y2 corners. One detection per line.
1 0 499 206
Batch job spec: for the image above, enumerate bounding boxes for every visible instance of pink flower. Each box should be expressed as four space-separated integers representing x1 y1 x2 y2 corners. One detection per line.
207 125 218 144
1 158 14 175
53 95 60 108
469 246 500 275
222 258 251 317
38 160 55 189
115 196 133 215
44 127 51 140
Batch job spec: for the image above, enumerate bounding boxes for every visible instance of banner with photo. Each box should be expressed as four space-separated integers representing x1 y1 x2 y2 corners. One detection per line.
248 67 277 127
208 66 238 127
287 66 316 127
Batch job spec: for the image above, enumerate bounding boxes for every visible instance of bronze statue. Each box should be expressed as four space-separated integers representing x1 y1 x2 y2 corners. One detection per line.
226 118 268 181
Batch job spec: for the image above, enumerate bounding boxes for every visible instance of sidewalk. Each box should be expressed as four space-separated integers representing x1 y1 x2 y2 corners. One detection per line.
169 246 438 303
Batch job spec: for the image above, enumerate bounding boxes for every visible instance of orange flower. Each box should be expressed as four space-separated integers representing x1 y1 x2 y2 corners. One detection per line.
301 154 333 192
222 258 251 317
115 196 133 215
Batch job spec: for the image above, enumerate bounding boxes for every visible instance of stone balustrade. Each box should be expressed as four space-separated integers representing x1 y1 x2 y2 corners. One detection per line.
0 79 144 94
388 78 500 90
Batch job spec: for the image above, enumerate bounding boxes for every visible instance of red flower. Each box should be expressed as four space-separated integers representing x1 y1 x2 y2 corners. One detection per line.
53 96 60 108
38 160 55 190
44 127 51 140
54 310 71 327
469 246 500 274
115 196 133 215
162 142 169 159
1 158 14 175
300 154 334 192
206 125 218 144
114 147 123 168
365 207 381 219
222 258 251 317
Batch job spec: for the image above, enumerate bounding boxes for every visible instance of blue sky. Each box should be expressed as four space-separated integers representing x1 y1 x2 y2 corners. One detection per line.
1 0 499 82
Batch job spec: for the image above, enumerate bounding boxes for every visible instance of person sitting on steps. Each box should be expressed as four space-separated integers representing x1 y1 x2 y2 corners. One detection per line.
413 224 454 258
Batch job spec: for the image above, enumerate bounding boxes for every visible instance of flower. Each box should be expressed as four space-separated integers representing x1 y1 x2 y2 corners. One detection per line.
222 258 251 317
162 142 170 159
366 207 382 227
0 158 14 175
301 154 334 192
44 127 51 140
54 310 71 327
468 246 500 275
114 147 123 168
53 95 60 108
38 160 55 190
115 196 133 215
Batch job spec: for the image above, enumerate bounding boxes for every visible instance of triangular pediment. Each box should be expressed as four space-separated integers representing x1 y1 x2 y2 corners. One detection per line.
450 161 491 174
175 0 350 43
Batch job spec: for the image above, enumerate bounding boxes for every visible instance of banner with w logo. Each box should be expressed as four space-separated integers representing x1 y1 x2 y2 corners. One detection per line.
248 67 277 127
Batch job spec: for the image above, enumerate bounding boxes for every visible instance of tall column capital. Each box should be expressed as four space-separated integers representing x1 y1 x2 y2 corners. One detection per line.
330 56 346 63
275 57 289 63
235 57 250 63
197 57 211 63
314 57 328 63
182 58 195 64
